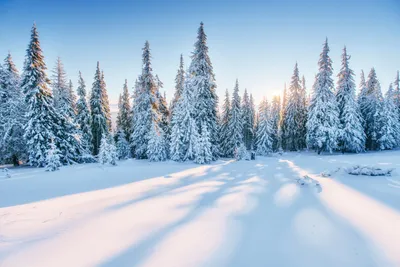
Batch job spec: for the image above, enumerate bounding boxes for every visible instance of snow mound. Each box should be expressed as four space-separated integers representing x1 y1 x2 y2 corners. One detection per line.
345 165 394 176
320 167 341 177
296 175 322 193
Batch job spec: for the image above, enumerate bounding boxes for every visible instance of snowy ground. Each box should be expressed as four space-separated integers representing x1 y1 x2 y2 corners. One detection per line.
0 151 399 267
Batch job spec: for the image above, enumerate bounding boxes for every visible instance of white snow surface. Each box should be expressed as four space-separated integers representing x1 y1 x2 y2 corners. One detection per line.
0 151 399 267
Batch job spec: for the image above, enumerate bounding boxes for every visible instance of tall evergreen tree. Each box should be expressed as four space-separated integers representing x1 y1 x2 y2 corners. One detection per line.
363 68 384 150
189 22 219 159
306 39 340 154
68 79 77 114
22 24 87 166
335 47 365 153
170 54 185 118
393 71 400 112
270 95 281 151
242 89 254 150
90 62 110 155
170 73 199 162
226 79 243 157
279 83 288 150
131 41 166 159
379 84 400 150
357 70 368 131
75 71 93 152
194 121 212 164
0 53 26 165
256 98 273 155
101 71 112 131
249 94 256 149
219 89 231 157
283 63 306 151
116 79 132 142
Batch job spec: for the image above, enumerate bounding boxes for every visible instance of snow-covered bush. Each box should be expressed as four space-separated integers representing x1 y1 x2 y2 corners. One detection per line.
345 165 394 176
45 142 62 172
98 135 118 166
235 144 250 160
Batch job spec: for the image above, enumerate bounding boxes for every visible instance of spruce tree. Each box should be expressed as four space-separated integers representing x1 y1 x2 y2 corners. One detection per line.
249 94 256 149
116 79 132 142
189 22 219 159
0 53 26 165
306 39 340 154
170 54 185 119
90 62 110 155
363 68 384 150
45 140 62 172
219 89 231 157
52 58 75 120
101 71 112 132
256 98 273 155
335 47 365 153
68 79 77 114
147 122 167 162
194 121 212 164
131 41 166 159
242 89 254 150
279 83 288 150
393 71 400 113
75 71 93 152
99 134 117 165
379 84 400 150
283 63 306 151
357 70 369 131
22 24 86 166
270 95 281 151
226 80 243 157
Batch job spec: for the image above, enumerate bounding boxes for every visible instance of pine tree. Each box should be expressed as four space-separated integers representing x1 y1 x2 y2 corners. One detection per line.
101 71 112 132
45 140 62 172
256 98 273 155
155 76 170 156
22 24 87 166
226 79 244 157
131 41 166 159
170 74 200 162
249 94 256 150
116 79 132 143
0 53 27 165
363 68 384 150
279 83 288 150
75 71 93 152
115 129 131 159
242 88 254 150
194 121 212 164
379 84 400 150
52 58 75 120
99 134 117 165
357 70 368 131
270 95 281 151
283 63 306 151
335 47 365 153
147 122 167 162
68 79 77 114
306 39 340 154
189 22 219 160
219 89 231 157
298 75 308 148
90 62 110 155
170 54 185 119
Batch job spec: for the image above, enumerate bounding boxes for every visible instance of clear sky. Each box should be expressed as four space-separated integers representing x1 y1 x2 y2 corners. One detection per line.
0 0 399 107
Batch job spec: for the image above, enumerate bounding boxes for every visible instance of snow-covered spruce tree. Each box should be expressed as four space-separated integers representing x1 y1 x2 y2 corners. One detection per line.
249 94 256 149
335 47 365 153
22 24 87 166
242 88 254 150
379 84 400 150
363 68 384 150
131 41 166 159
279 83 288 150
194 121 212 164
299 75 308 148
90 62 110 155
306 39 340 154
393 71 400 112
256 98 273 155
115 129 131 159
357 70 369 130
189 22 219 160
155 76 170 156
45 140 62 172
218 89 231 157
51 57 75 120
147 122 167 162
170 73 200 162
98 134 117 165
0 53 27 165
225 79 244 157
101 71 112 132
270 95 281 151
283 63 307 151
68 79 77 114
170 54 185 120
75 71 93 152
116 79 132 143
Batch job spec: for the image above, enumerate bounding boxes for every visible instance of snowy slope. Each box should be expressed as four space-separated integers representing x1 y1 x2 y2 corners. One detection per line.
0 151 399 267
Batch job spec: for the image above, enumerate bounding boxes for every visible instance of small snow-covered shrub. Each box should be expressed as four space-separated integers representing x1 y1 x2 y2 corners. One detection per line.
320 167 341 177
345 165 394 176
235 144 250 160
99 135 118 166
45 142 62 172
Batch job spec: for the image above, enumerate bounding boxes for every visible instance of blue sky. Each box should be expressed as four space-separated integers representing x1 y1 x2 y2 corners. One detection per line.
0 0 399 106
